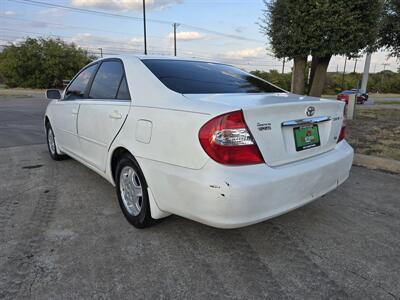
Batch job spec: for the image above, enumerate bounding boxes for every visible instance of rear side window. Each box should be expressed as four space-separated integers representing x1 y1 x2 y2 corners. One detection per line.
141 59 284 94
89 61 126 99
65 64 97 100
117 76 131 100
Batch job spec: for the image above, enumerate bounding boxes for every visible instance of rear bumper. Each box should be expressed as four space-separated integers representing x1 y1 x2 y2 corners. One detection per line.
140 141 354 228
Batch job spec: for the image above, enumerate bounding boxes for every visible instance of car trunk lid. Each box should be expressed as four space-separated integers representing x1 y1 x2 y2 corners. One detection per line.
185 93 345 167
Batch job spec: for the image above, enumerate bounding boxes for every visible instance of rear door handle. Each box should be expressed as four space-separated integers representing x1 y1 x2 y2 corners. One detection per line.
109 111 122 119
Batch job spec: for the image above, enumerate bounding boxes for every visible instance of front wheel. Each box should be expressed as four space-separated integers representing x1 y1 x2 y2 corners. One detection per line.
115 154 154 228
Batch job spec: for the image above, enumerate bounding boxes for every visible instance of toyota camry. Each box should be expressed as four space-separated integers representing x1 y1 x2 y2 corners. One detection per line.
44 55 353 228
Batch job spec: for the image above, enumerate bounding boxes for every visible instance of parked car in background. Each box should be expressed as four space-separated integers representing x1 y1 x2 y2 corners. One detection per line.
44 55 353 229
337 89 368 104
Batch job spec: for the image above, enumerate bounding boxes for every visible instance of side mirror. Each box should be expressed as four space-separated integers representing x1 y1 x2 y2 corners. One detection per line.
46 89 61 100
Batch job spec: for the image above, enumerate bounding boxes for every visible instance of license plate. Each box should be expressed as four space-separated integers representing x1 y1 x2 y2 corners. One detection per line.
293 124 320 151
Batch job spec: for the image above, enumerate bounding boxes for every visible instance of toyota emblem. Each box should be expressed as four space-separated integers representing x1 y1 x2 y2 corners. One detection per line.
306 106 315 117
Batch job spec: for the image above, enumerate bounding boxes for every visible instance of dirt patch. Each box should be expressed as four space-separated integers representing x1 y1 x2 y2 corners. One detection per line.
347 108 400 161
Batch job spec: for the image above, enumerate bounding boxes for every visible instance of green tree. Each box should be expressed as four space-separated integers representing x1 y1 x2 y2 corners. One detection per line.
260 0 382 97
0 37 94 89
260 0 312 94
379 0 400 57
252 69 292 91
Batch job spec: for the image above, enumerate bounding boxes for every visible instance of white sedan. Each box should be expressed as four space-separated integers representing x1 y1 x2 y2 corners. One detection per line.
45 55 353 228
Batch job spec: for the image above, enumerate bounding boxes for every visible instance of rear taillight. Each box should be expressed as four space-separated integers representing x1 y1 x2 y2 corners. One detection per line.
338 107 346 143
338 125 346 143
199 110 264 165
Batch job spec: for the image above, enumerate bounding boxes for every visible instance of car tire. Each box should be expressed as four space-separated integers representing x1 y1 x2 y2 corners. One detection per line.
115 154 154 228
46 123 65 161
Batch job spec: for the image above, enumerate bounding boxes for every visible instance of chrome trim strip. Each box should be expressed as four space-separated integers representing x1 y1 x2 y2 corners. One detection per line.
281 116 331 127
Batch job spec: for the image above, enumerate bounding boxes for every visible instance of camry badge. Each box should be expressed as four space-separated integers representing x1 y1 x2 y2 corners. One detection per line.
257 122 271 131
306 106 315 117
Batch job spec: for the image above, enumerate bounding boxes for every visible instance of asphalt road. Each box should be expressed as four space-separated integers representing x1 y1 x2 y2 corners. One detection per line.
0 97 48 148
0 97 400 299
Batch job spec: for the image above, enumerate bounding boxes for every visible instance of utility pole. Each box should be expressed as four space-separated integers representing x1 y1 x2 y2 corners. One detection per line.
353 59 358 73
382 63 390 83
143 0 147 55
360 52 372 93
382 62 389 71
341 56 347 90
173 23 179 56
281 58 285 74
98 48 103 58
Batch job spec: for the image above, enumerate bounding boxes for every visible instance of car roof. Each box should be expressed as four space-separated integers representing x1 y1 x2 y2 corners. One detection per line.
97 54 217 64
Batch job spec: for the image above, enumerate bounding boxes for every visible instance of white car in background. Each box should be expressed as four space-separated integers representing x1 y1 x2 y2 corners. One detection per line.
45 55 353 229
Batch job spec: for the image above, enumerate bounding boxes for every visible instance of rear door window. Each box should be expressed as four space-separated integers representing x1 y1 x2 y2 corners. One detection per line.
89 61 125 99
141 59 284 94
64 64 97 100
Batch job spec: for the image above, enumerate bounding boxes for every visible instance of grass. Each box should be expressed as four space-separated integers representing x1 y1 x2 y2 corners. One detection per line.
368 93 400 98
0 87 45 98
347 108 400 161
379 101 400 105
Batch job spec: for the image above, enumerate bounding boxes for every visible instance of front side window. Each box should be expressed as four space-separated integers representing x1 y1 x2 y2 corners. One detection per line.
141 59 284 94
65 64 97 100
89 61 125 99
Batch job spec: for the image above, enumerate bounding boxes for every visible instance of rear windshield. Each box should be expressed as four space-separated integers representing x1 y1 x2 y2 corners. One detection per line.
141 59 284 94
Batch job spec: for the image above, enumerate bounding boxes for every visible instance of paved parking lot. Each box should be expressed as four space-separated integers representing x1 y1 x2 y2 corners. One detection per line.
1 97 399 299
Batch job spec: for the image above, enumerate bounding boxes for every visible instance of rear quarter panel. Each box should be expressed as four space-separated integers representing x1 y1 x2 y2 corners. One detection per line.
113 106 211 170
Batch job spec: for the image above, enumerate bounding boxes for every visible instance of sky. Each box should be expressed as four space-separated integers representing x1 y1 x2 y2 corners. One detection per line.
0 0 398 73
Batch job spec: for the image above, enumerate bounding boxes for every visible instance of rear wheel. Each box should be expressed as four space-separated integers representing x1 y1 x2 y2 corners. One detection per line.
115 154 153 228
46 123 65 161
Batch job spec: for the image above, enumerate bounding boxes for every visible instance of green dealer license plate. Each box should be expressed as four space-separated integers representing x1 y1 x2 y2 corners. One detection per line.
293 124 321 151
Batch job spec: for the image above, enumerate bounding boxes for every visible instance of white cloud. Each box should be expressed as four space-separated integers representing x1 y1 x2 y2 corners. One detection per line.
65 33 147 55
2 10 16 16
71 0 183 11
167 31 206 41
38 8 65 17
224 47 265 59
130 37 143 43
30 20 49 28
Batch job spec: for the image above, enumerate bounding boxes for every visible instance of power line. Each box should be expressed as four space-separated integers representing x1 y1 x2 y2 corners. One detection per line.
1 15 165 39
2 15 273 52
0 28 145 47
0 36 280 69
8 0 267 44
0 26 277 62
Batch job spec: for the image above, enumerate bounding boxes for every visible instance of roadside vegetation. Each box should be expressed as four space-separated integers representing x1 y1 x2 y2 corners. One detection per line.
252 69 400 95
0 38 94 89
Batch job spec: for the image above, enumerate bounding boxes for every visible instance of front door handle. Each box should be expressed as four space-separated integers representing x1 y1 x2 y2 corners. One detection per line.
109 111 122 119
71 108 79 115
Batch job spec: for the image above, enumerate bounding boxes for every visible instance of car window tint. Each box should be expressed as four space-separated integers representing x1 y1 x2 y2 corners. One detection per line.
117 76 131 100
65 64 97 100
141 59 284 94
89 61 124 99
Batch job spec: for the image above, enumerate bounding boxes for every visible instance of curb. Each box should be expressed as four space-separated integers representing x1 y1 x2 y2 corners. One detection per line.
353 154 400 174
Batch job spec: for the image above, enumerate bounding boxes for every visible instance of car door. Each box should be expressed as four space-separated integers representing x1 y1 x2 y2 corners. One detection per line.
51 63 98 156
77 59 131 172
